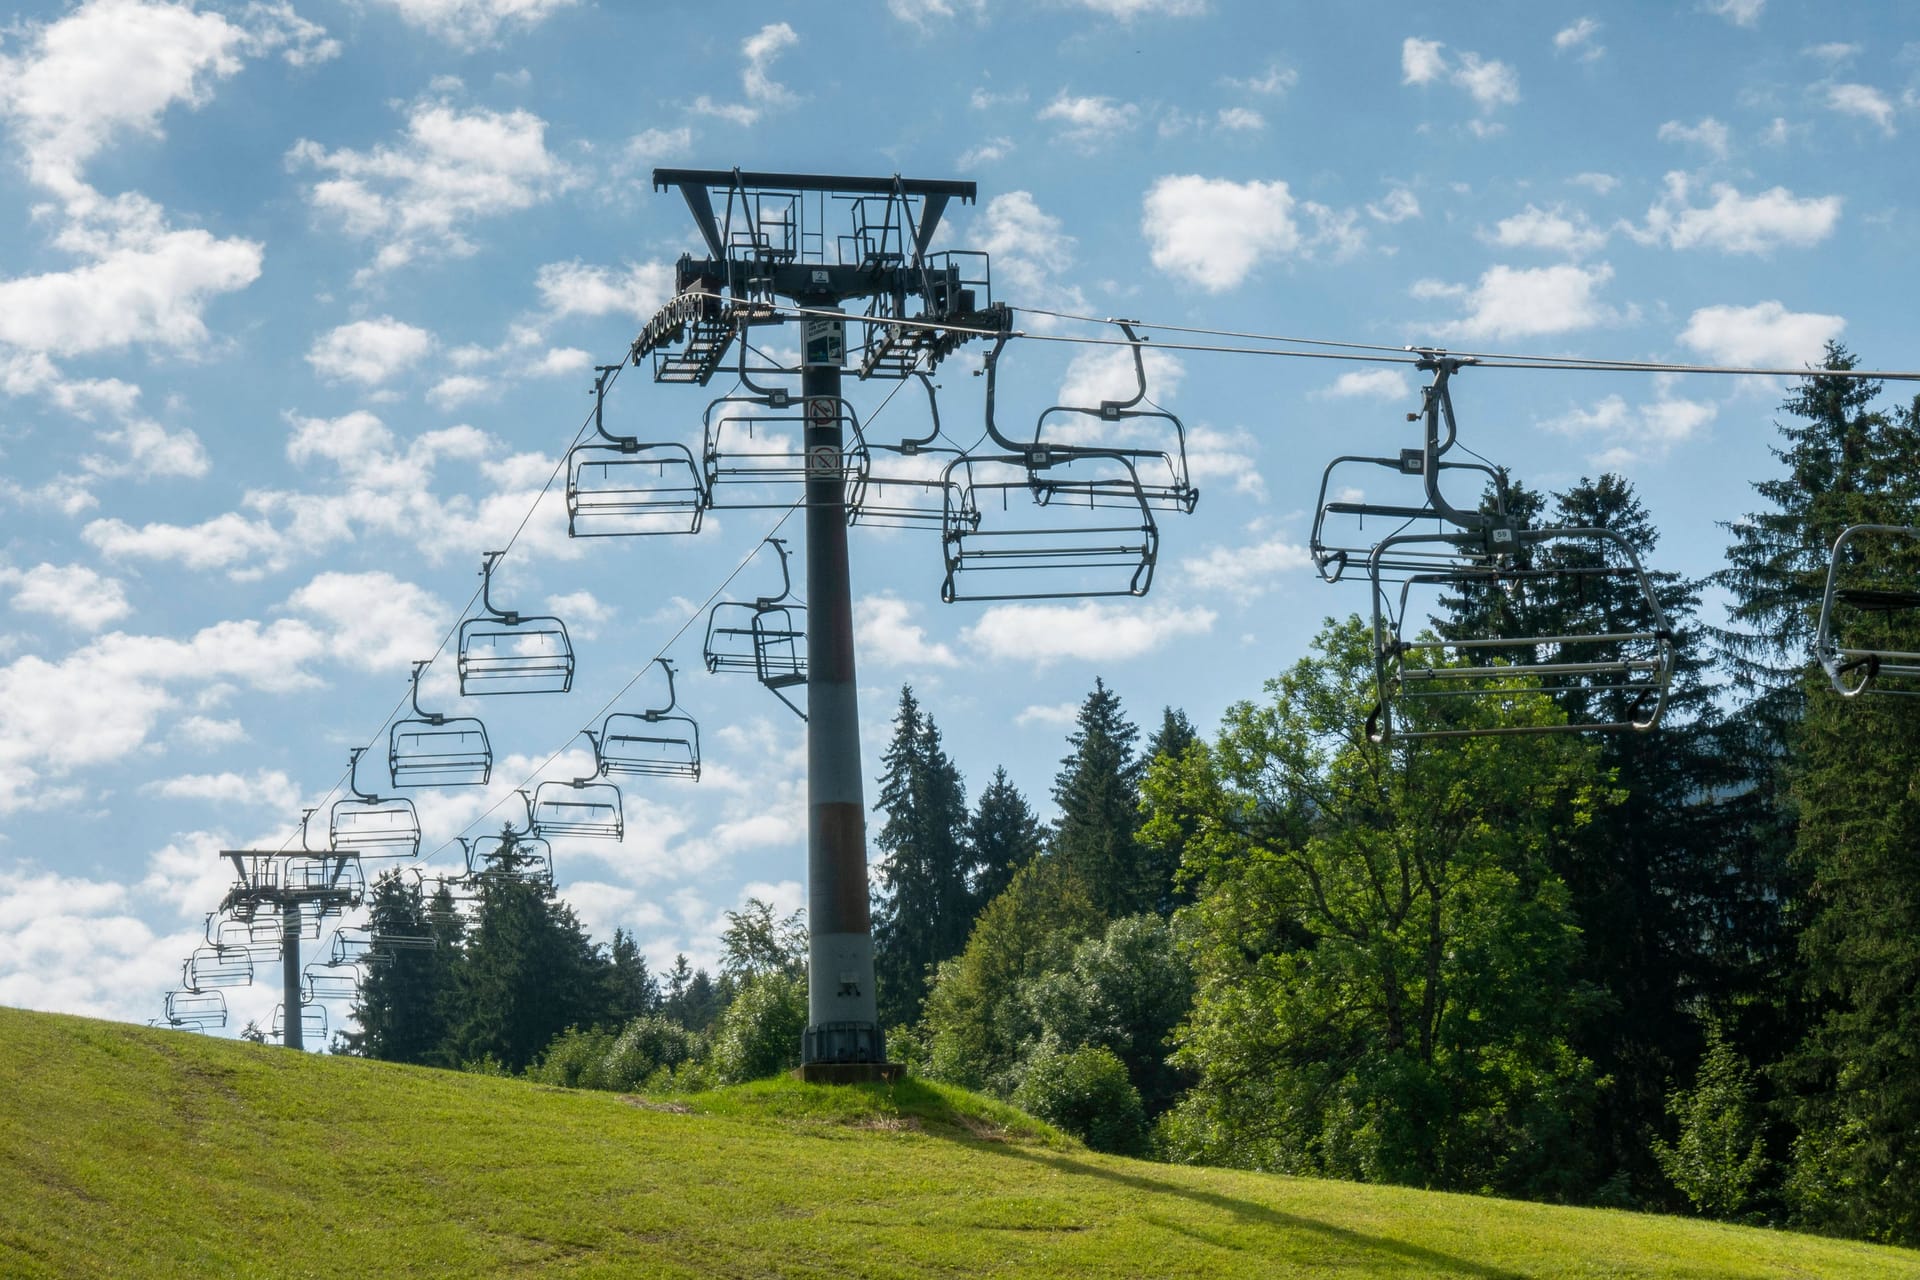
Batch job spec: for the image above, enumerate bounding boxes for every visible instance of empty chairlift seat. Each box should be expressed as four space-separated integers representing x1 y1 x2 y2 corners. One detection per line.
850 374 965 530
457 552 575 696
164 989 227 1031
1814 524 1920 696
567 364 706 536
459 821 556 887
182 946 253 992
940 452 1159 603
1027 321 1198 515
272 1002 328 1043
530 744 625 841
303 962 360 1002
705 537 807 719
389 661 491 787
331 748 421 858
597 660 701 780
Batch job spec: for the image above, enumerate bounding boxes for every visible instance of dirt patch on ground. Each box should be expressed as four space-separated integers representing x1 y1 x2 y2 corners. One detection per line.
851 1115 924 1133
617 1096 693 1114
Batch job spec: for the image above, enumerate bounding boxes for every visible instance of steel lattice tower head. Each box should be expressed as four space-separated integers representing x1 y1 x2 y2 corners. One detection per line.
639 170 995 1079
217 850 364 1051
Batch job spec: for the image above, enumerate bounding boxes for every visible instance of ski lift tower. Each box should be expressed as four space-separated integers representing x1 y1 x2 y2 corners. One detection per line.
217 847 365 1051
638 169 990 1080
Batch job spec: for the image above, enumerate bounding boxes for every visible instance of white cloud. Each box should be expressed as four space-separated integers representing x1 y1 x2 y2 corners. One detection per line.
1225 62 1297 96
1704 0 1763 27
625 126 692 164
82 418 210 480
689 96 758 127
1570 171 1618 194
1039 92 1140 147
1142 174 1300 291
963 601 1215 667
1679 300 1846 366
367 0 576 49
427 374 491 407
84 511 285 573
1366 187 1420 224
854 596 960 668
535 260 672 321
1316 368 1410 400
1055 345 1185 410
742 23 798 105
1401 37 1447 86
1485 203 1608 256
1626 172 1841 253
973 191 1079 306
1544 389 1718 467
1825 83 1896 134
1185 424 1265 498
288 99 575 278
306 316 435 384
1419 262 1623 340
1657 116 1731 158
0 0 249 199
1177 537 1311 595
172 714 246 748
1401 39 1518 115
1217 107 1265 131
1803 42 1859 64
1015 702 1080 729
1072 0 1206 14
142 768 304 811
956 136 1014 167
1554 18 1603 59
0 562 131 630
282 570 449 674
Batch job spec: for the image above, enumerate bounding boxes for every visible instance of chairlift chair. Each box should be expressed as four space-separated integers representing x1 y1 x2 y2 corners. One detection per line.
182 946 253 992
271 1002 328 1043
164 989 227 1031
530 742 625 841
330 926 375 967
330 748 421 858
389 660 491 787
207 912 282 960
567 363 707 536
1029 321 1198 514
457 552 576 696
1813 524 1920 696
457 818 557 888
1363 525 1676 742
369 929 437 953
303 962 360 1002
285 855 367 899
704 537 808 719
940 452 1159 603
849 373 966 529
598 659 701 779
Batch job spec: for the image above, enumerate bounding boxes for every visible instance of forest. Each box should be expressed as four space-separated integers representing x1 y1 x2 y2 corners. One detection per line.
342 347 1919 1248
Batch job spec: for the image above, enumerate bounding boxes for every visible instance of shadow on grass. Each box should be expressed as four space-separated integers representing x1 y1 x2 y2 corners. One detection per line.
976 1141 1526 1280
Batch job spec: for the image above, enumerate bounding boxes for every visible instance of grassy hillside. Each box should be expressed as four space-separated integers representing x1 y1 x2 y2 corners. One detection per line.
1 1006 1914 1279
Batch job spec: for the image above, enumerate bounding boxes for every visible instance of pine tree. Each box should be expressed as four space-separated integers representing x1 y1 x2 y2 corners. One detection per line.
967 766 1044 909
871 686 973 1028
348 870 456 1064
1052 679 1150 920
451 827 611 1071
603 929 659 1026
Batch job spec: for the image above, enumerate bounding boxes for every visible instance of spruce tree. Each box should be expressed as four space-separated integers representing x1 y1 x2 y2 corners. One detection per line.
1052 679 1150 920
967 766 1044 909
603 929 659 1026
348 870 453 1064
871 686 973 1028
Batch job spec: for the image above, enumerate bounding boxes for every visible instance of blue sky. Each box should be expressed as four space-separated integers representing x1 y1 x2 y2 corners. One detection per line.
2 0 1916 1035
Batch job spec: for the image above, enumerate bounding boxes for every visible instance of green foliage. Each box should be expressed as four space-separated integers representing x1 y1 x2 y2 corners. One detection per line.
528 1027 620 1090
1053 679 1158 920
1154 618 1607 1198
872 686 976 1027
1654 1025 1769 1220
530 1015 707 1094
710 972 808 1085
1017 913 1193 1115
718 898 806 981
347 871 461 1066
922 852 1100 1094
966 765 1044 909
1012 1043 1149 1156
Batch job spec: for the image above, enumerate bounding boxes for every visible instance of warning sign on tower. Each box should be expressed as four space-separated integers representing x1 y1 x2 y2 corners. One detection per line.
804 314 845 368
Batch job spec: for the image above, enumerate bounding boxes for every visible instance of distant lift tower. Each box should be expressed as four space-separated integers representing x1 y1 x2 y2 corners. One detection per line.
217 848 364 1051
638 169 990 1077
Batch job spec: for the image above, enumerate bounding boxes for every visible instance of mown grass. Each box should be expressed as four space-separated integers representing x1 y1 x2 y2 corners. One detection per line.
1 1005 1915 1279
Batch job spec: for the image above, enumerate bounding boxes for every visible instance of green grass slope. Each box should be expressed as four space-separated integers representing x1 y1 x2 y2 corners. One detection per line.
2 1006 1914 1279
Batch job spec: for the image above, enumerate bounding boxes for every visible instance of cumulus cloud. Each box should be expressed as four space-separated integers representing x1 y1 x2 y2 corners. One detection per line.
1678 300 1845 366
1825 83 1896 135
141 768 304 811
1366 187 1420 224
1177 536 1311 595
1142 175 1302 291
1038 92 1140 147
1400 37 1519 117
1316 368 1410 400
962 601 1215 667
306 316 435 384
956 136 1014 168
288 98 575 278
688 23 800 126
1544 386 1719 467
1484 204 1608 256
0 562 131 630
1657 116 1731 158
1416 263 1624 340
854 596 960 668
535 260 673 321
366 0 575 49
1704 0 1763 27
1554 18 1603 59
1625 172 1842 253
282 570 450 674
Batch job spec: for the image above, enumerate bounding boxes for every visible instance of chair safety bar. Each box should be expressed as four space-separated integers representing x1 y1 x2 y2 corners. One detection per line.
457 552 576 696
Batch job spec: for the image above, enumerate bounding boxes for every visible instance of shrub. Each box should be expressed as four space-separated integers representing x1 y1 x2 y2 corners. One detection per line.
1012 1043 1148 1156
710 973 807 1085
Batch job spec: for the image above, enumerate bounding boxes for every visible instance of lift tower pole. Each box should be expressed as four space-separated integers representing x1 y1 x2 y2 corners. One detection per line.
642 170 982 1077
217 848 364 1051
